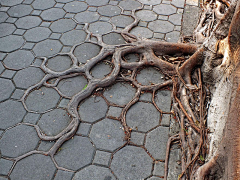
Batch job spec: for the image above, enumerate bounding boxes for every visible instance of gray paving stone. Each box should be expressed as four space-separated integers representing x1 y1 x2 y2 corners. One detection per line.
38 109 71 136
11 89 25 100
60 30 87 46
124 53 140 62
54 136 94 171
161 114 170 126
49 33 61 40
138 0 161 5
65 13 75 18
110 15 134 28
26 87 60 113
0 158 13 175
111 146 152 179
153 4 177 15
153 33 164 39
174 25 181 31
73 43 101 64
15 16 42 29
147 177 162 180
32 0 56 10
107 106 122 118
136 67 164 86
0 0 23 6
0 12 8 23
40 8 66 21
0 63 4 75
102 32 125 45
153 161 165 176
6 17 18 23
79 96 108 123
149 20 174 33
0 78 15 102
166 31 180 42
23 112 40 124
171 0 185 8
88 7 97 12
76 123 91 136
54 170 74 180
167 144 181 179
169 13 182 26
50 19 76 33
89 21 113 35
136 10 157 21
103 82 136 106
13 29 26 35
57 76 88 97
130 131 145 145
63 1 88 13
139 92 152 102
126 102 160 132
0 35 24 52
0 23 16 38
98 5 121 17
0 124 39 158
162 0 171 4
23 0 34 4
138 21 148 27
0 100 26 129
73 165 116 180
33 39 63 57
119 0 141 10
47 55 72 72
1 69 16 79
55 0 73 2
155 90 171 112
58 98 70 108
37 140 55 151
40 21 51 27
158 15 168 21
186 0 199 6
74 11 100 23
130 26 153 39
85 0 109 6
0 53 7 61
10 154 56 180
145 126 169 159
22 42 35 50
90 118 124 151
13 67 44 89
4 50 34 70
0 6 9 12
90 62 112 79
109 0 118 5
24 27 51 42
93 150 111 166
7 4 33 18
61 46 71 53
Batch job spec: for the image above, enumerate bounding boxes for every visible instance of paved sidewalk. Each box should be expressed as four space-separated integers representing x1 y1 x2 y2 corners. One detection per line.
0 0 199 179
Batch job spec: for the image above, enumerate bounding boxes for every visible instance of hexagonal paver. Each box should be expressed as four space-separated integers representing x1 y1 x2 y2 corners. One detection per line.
38 109 71 136
90 62 112 78
103 82 136 106
4 50 34 70
25 87 60 113
89 21 113 35
60 30 87 46
138 0 161 5
155 90 171 112
10 154 56 180
15 16 42 29
98 5 121 17
47 55 72 72
0 0 23 6
110 15 134 28
145 126 169 160
136 67 164 85
13 67 45 89
169 14 182 26
153 4 177 15
0 100 26 129
50 19 76 33
0 35 24 52
73 43 101 64
130 27 153 38
74 11 100 23
54 170 74 180
73 165 116 180
102 32 125 45
54 136 94 171
32 0 56 10
7 4 33 18
0 78 15 102
166 31 180 42
149 20 174 33
33 39 63 57
85 0 109 6
90 118 124 151
0 125 39 158
111 146 152 179
0 23 16 38
0 62 4 74
119 0 141 10
57 76 88 97
136 10 157 22
172 0 185 8
126 102 160 132
63 1 88 13
40 8 66 21
0 12 8 23
55 0 73 2
79 96 108 123
24 27 51 42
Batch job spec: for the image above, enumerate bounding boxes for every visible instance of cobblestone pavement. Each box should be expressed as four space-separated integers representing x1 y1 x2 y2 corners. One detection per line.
0 0 199 179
